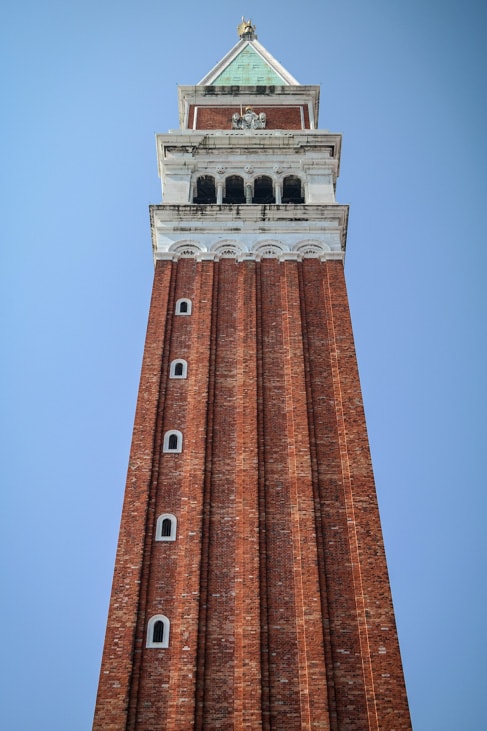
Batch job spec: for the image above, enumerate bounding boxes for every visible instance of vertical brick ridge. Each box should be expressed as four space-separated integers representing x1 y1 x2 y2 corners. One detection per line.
164 260 215 728
201 258 240 725
298 259 338 731
234 260 263 728
324 262 411 730
260 258 302 729
256 260 271 731
279 263 310 727
300 258 369 728
233 262 245 725
280 261 330 729
93 260 175 730
322 261 379 730
194 260 220 730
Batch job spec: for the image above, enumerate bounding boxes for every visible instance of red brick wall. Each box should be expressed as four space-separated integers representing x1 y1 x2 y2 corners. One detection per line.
196 259 263 729
188 105 308 130
93 257 411 730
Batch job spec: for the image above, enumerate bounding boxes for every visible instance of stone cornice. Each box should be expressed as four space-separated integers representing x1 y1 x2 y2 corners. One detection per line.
151 202 348 224
150 203 349 264
159 129 340 150
158 130 342 178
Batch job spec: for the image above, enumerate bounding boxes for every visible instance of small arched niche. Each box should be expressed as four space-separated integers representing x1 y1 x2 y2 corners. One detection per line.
146 614 170 648
163 430 183 453
169 359 188 379
175 298 192 315
156 513 177 541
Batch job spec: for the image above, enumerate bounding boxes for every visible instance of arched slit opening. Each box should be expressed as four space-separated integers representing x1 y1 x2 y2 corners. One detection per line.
223 176 245 204
253 175 275 204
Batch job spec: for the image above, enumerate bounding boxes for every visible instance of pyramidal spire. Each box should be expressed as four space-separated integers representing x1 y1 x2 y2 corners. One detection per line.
198 19 299 86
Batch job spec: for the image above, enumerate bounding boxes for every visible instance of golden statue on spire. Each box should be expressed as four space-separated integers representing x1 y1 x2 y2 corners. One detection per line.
237 17 256 39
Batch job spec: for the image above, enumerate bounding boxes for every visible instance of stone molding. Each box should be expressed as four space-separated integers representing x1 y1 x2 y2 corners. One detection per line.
150 203 349 261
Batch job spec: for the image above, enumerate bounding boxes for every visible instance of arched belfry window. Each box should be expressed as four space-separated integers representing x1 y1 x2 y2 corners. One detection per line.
163 430 183 453
170 359 188 379
175 298 192 315
223 176 245 204
253 176 275 204
156 513 177 541
194 175 216 204
282 175 304 203
146 615 170 648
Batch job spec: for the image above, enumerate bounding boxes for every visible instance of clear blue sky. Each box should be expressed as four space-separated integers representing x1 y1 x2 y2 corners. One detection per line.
1 1 486 728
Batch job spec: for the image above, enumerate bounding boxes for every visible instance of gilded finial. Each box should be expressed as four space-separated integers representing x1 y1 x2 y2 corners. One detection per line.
237 17 257 40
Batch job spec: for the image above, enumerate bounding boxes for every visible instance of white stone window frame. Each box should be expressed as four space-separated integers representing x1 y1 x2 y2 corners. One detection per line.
163 430 183 453
175 298 192 315
155 513 177 542
169 359 188 379
146 614 170 648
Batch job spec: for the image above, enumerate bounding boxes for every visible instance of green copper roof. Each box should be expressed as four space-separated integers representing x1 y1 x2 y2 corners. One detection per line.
212 45 286 85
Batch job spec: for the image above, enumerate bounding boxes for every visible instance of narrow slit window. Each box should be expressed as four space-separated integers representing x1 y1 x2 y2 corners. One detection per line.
161 518 172 536
153 620 165 643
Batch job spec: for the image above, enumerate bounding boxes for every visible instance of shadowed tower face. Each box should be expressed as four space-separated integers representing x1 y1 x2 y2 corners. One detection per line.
93 20 411 731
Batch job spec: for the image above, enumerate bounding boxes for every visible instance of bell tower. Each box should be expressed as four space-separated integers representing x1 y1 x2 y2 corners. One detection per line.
93 21 411 730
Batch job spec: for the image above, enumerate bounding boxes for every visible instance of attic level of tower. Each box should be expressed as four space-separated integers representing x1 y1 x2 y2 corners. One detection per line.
178 85 320 131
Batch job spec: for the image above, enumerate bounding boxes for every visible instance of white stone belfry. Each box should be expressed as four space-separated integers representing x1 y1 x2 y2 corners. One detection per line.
151 28 349 263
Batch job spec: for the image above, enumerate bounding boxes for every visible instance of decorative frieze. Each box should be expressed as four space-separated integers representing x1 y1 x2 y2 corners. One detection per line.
151 234 344 263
